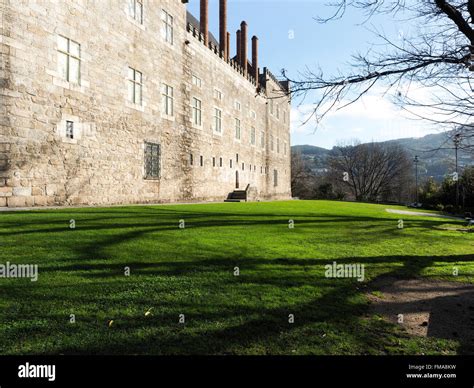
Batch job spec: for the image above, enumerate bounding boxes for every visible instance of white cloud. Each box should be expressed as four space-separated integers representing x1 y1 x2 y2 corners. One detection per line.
290 86 444 148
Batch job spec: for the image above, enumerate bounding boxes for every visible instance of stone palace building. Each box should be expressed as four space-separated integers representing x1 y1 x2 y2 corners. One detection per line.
0 0 291 207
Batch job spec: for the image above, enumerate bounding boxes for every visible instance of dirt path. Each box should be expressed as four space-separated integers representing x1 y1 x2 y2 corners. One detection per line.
367 277 474 353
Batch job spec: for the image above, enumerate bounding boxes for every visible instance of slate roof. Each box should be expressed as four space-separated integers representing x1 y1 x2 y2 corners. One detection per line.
186 11 220 47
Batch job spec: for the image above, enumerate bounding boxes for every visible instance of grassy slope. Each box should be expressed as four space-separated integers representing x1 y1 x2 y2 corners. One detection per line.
0 200 472 355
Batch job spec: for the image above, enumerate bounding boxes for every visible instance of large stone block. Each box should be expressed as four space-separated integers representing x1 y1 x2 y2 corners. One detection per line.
12 186 31 196
7 196 27 207
0 187 12 197
33 195 47 206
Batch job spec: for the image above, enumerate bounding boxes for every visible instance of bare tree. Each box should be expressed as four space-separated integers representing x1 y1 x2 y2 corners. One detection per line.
282 0 474 151
328 141 412 202
291 151 317 198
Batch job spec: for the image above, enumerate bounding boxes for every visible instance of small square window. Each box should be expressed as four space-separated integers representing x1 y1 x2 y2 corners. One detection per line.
66 121 74 139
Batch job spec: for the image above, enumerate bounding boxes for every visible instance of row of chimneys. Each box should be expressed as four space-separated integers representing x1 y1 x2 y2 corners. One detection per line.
199 0 259 87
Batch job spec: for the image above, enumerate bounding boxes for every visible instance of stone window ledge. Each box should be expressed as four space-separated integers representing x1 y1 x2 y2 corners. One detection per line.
126 100 145 112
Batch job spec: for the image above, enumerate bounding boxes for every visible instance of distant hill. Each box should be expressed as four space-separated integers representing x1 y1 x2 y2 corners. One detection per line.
292 132 473 182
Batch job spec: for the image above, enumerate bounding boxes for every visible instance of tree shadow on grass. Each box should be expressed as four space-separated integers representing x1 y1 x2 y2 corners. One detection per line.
1 250 473 355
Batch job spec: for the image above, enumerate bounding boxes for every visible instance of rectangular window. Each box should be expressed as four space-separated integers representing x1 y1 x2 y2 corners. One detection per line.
214 108 222 133
128 0 143 24
269 99 274 115
161 83 174 116
234 118 241 140
128 67 142 105
65 120 74 139
242 163 245 171
214 89 223 101
250 110 256 120
271 135 274 151
192 97 202 126
192 75 202 88
161 10 173 44
283 110 287 124
144 142 160 179
277 138 280 153
200 155 203 167
230 159 233 168
234 100 241 111
219 157 223 167
284 141 287 156
274 169 278 187
276 104 280 119
250 127 256 146
190 153 193 166
260 131 265 149
236 154 239 163
58 35 81 84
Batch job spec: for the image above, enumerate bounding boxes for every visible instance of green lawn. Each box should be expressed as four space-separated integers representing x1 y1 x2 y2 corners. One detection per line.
0 200 472 355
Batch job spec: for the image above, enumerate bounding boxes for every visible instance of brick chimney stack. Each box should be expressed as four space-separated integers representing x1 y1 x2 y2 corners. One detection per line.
219 0 227 59
252 35 259 87
236 29 241 65
200 0 209 46
226 32 230 61
240 21 248 75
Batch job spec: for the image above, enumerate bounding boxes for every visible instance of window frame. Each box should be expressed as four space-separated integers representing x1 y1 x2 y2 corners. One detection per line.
129 0 144 24
250 127 256 146
213 107 222 133
192 75 202 88
57 35 81 84
128 67 143 105
65 120 74 139
161 83 174 116
144 142 161 180
234 118 241 140
192 97 202 126
161 9 174 44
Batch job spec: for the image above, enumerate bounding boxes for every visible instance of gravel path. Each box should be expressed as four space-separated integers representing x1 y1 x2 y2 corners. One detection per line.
385 209 462 220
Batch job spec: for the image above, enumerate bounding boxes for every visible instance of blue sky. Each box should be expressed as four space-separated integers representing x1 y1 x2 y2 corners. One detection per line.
187 1 438 149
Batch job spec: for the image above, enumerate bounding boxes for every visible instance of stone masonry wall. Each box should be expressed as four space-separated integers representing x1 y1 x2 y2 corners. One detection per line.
0 0 291 207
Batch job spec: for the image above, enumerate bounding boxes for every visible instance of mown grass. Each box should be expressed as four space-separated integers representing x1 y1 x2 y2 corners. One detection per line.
0 200 472 355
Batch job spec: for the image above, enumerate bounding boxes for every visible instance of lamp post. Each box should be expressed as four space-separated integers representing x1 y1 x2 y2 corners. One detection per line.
453 133 461 208
414 155 419 205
